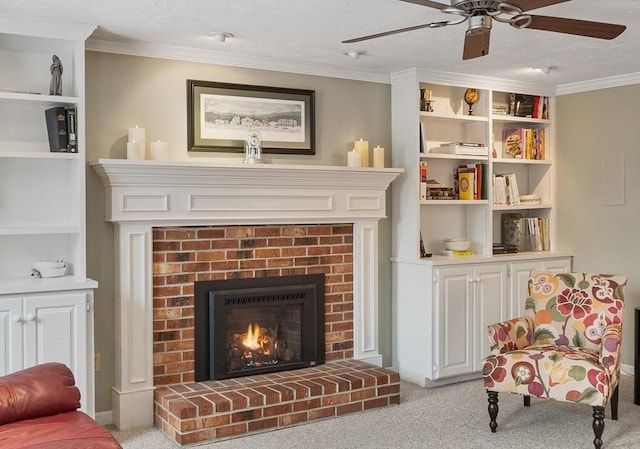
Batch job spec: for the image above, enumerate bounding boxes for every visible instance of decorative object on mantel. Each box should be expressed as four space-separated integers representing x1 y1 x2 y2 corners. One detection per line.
354 138 369 167
347 148 361 167
373 145 385 168
150 140 169 160
243 130 263 164
127 126 146 159
49 55 63 96
187 80 315 155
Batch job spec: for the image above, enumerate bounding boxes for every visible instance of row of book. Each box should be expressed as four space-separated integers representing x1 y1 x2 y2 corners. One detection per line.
455 163 487 200
493 94 549 119
492 173 520 206
45 106 77 153
502 214 550 251
502 127 546 160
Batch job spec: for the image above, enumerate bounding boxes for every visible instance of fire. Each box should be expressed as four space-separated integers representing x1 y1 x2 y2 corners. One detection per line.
242 323 263 350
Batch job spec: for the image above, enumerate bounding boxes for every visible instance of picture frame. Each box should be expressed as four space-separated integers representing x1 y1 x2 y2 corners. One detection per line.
187 80 315 154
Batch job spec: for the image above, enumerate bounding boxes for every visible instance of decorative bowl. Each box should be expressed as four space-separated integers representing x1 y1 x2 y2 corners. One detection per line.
32 260 67 278
442 239 471 251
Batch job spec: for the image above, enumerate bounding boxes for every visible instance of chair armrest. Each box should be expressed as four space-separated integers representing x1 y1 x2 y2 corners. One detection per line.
487 316 534 354
599 323 622 372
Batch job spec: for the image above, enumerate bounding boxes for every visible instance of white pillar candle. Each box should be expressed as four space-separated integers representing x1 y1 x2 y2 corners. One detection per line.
354 138 369 167
150 140 169 160
128 126 146 158
347 149 362 167
373 145 385 168
126 141 139 160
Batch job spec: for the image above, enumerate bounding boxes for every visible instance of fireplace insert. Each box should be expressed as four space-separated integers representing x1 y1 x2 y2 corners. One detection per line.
194 274 325 381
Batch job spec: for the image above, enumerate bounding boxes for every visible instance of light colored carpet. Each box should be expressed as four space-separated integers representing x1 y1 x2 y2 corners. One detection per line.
111 375 640 449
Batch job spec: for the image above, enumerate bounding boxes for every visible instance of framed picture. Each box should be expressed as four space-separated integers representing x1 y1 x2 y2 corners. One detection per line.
187 80 315 154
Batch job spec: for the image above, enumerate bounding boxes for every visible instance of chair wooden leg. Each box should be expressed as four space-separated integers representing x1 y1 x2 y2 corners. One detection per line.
593 405 605 449
523 395 531 406
488 390 499 433
611 385 619 420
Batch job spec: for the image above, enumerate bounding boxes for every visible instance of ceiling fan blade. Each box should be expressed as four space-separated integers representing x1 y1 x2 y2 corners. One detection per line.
342 22 441 43
462 27 491 60
398 0 450 10
526 15 626 39
506 0 570 12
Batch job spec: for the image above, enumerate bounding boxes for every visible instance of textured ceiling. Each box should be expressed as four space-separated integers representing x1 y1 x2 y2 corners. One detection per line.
2 0 639 89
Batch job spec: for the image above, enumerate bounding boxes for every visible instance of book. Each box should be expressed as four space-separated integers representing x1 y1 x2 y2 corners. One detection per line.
45 107 68 152
430 143 488 156
502 128 524 158
441 249 474 257
458 169 474 200
66 107 77 153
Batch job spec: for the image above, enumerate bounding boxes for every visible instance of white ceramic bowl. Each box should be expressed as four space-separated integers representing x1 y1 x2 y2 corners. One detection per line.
32 260 67 278
443 239 471 251
37 266 67 278
33 260 66 270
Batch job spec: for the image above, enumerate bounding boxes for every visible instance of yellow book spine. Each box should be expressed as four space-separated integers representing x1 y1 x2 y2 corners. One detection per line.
458 172 474 200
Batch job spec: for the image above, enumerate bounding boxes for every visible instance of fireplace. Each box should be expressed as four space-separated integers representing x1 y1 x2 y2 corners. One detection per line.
91 160 402 430
194 274 325 381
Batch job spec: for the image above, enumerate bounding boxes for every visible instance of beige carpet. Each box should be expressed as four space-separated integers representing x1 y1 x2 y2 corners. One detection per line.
111 375 640 449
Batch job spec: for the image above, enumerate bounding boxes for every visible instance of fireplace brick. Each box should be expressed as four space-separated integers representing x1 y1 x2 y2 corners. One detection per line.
155 360 400 445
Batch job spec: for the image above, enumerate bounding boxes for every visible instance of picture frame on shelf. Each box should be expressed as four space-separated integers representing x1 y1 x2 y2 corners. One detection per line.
187 80 315 154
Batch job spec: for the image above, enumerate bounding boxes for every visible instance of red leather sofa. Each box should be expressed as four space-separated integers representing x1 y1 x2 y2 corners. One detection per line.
0 362 122 449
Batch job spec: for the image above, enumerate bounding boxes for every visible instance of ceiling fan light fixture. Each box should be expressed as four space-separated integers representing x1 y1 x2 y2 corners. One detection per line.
343 50 366 59
208 32 233 43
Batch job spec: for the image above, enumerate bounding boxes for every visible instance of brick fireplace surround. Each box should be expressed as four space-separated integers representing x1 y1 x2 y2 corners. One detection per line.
91 160 402 443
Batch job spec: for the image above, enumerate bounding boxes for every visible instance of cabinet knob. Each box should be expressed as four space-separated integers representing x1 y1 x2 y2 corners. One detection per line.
13 315 22 323
26 314 35 322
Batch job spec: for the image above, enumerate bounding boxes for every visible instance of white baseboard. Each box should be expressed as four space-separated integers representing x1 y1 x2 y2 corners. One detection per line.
95 410 113 427
621 363 634 377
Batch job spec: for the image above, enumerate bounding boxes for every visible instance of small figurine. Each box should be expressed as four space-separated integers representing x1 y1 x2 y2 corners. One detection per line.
49 55 63 96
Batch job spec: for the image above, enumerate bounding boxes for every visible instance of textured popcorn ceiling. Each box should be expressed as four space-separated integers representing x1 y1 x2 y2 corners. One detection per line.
1 0 639 88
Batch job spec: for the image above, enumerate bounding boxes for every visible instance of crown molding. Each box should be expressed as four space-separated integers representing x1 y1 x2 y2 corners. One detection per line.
86 39 639 94
86 39 391 84
0 14 95 40
556 72 640 96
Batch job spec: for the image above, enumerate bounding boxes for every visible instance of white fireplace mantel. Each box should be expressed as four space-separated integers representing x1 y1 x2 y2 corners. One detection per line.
90 159 402 430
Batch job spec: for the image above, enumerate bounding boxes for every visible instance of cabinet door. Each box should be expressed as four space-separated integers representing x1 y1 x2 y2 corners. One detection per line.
473 264 508 370
23 293 87 404
509 261 541 319
434 267 473 378
0 297 24 375
509 259 572 318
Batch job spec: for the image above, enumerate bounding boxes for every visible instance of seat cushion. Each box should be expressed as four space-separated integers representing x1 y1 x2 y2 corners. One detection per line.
483 345 611 406
0 411 122 449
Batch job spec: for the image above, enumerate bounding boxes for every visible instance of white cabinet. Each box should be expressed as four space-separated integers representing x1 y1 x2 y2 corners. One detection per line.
508 258 571 318
434 263 507 379
0 290 93 415
0 15 97 416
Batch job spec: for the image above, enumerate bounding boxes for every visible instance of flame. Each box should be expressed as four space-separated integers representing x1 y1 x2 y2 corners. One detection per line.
242 323 262 350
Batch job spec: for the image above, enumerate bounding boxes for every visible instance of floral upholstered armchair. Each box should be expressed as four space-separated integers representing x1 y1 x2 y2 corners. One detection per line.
482 272 627 449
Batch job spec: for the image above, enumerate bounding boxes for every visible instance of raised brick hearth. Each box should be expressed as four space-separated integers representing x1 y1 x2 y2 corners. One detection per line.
155 360 400 444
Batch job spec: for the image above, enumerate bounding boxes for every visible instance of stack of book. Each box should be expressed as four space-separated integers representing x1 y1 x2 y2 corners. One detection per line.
492 243 518 254
420 178 457 200
502 213 550 251
441 248 474 257
430 142 488 156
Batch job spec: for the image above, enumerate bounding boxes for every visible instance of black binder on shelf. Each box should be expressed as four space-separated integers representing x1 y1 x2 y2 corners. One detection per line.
45 106 77 152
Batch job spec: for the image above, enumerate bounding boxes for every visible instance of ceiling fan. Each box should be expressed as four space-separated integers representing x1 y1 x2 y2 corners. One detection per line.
342 0 626 60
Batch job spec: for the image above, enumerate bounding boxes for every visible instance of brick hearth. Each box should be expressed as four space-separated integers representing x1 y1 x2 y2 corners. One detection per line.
151 224 400 444
154 359 400 444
